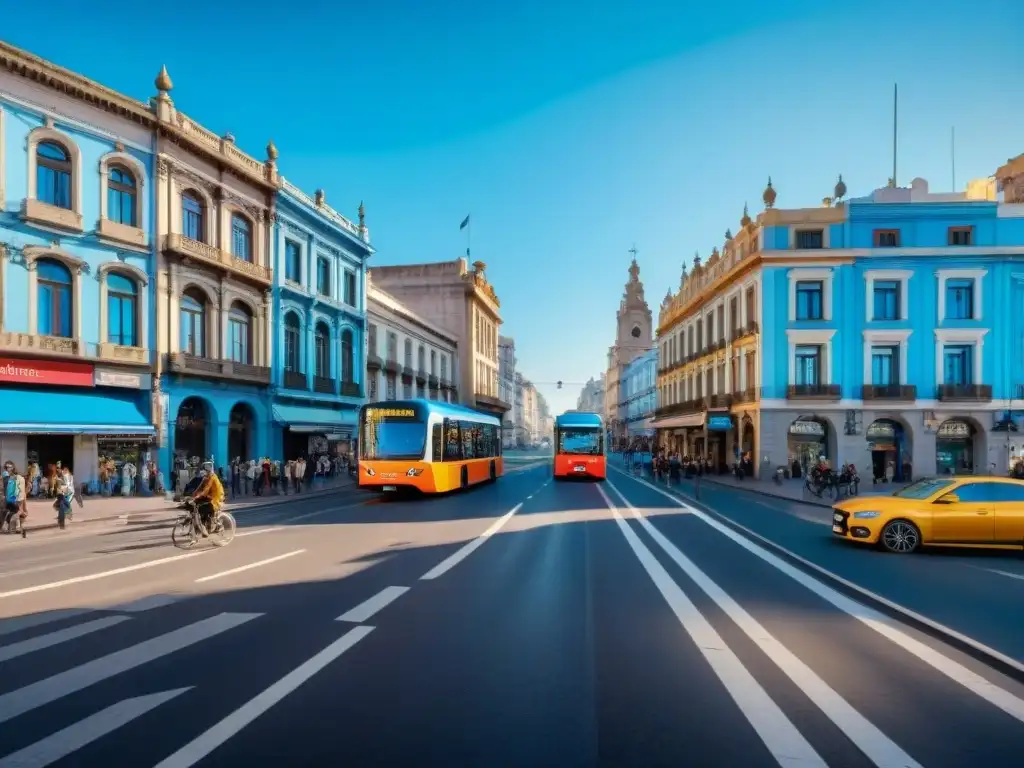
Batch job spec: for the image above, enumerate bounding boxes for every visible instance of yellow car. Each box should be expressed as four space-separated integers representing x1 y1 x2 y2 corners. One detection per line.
832 476 1024 554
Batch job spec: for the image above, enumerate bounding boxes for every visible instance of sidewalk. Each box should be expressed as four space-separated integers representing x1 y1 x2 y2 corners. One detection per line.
15 474 362 533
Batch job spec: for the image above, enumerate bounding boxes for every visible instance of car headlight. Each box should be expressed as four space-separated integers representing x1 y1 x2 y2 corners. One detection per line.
853 511 881 519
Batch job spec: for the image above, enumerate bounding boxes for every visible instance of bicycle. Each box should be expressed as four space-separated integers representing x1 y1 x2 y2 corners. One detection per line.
172 498 236 549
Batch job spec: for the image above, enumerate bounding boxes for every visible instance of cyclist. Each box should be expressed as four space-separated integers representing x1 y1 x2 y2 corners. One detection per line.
190 461 225 537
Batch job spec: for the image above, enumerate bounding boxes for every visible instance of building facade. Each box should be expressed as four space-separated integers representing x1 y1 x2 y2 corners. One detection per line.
151 69 278 475
0 44 158 486
366 272 458 405
621 348 657 438
498 335 517 447
605 258 653 443
656 174 1024 479
576 374 605 413
368 258 509 416
271 182 371 460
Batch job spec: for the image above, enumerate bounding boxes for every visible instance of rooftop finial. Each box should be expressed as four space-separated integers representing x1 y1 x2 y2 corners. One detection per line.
763 177 777 209
834 174 847 200
266 140 279 162
725 228 732 241
314 189 325 207
155 65 173 95
358 201 366 228
740 202 752 228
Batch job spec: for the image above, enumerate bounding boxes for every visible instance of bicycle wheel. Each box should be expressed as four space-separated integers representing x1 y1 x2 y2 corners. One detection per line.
171 517 196 549
210 512 236 547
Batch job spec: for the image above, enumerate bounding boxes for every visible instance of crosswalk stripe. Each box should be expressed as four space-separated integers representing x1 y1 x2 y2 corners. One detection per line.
0 609 92 639
105 594 181 613
153 625 374 768
0 687 191 767
0 616 131 663
0 612 260 725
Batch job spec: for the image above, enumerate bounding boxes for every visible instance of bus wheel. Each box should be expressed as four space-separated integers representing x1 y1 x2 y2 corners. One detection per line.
460 466 469 490
489 461 496 482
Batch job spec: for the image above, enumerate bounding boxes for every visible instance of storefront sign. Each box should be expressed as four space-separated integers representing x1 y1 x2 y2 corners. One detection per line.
0 357 94 387
937 420 972 439
707 415 733 431
789 419 825 437
366 407 417 420
94 368 151 389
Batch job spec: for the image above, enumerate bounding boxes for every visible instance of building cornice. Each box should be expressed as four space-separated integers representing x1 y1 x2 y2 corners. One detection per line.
368 285 458 347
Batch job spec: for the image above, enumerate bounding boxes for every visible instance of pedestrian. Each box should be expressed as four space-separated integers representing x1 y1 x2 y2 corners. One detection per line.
55 464 75 529
3 461 27 538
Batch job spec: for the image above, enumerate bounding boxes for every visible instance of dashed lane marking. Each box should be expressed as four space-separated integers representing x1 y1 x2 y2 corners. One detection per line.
194 550 306 584
337 586 410 623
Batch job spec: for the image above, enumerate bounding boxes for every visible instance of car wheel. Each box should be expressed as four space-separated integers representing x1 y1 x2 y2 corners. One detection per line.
880 519 920 554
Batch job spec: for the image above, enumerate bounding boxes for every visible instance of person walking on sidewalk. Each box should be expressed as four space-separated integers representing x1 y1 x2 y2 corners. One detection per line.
3 461 27 538
294 456 306 493
55 464 75 529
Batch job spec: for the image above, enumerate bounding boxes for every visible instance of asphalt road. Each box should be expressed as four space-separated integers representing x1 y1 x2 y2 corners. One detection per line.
0 459 1023 766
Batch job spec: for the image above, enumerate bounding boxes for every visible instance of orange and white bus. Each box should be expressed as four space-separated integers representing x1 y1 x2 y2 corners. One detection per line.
553 411 606 480
357 400 503 493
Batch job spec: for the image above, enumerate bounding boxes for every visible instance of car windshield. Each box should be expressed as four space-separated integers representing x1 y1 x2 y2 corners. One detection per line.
557 428 602 456
893 478 955 500
361 419 426 460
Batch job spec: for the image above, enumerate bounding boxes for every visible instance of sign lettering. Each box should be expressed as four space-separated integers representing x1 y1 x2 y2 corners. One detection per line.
0 357 94 387
368 408 416 418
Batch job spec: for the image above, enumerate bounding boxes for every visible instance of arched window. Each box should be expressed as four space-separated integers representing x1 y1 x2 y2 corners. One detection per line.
107 166 137 226
37 259 73 338
404 338 412 367
36 142 72 209
284 312 301 372
418 345 426 372
315 323 330 378
430 349 437 375
180 288 207 356
107 273 138 346
231 214 252 261
341 328 354 383
182 191 204 241
228 302 253 364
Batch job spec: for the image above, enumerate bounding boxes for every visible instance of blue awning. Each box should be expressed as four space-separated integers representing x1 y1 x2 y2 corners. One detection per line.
0 388 154 435
272 404 357 435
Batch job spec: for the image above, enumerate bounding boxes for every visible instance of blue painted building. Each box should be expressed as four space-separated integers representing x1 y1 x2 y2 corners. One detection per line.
271 181 372 459
0 57 158 488
620 347 657 438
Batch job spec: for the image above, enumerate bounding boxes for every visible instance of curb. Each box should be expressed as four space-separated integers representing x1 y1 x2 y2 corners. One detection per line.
689 475 834 509
609 466 1024 686
18 482 364 534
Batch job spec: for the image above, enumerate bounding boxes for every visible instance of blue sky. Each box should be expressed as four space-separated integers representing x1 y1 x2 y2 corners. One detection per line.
5 0 1023 414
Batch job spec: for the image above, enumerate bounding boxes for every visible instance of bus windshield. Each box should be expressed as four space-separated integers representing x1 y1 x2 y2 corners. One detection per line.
557 428 603 456
361 407 427 461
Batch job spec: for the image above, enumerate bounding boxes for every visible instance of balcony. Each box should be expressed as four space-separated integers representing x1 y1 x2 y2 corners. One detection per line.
0 332 81 358
654 399 705 419
787 384 841 400
283 370 307 390
169 353 270 385
415 369 427 384
428 373 439 388
21 198 83 233
937 384 992 402
97 343 149 366
733 387 760 404
384 358 400 375
341 381 362 398
367 353 383 370
862 384 917 401
706 394 733 409
402 364 414 380
314 376 335 394
163 234 272 287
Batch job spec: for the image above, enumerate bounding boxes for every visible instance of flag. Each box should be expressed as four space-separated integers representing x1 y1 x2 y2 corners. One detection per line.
459 214 470 230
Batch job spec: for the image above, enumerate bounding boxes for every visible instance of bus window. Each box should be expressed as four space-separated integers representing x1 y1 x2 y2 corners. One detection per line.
443 419 462 461
361 407 426 460
558 429 603 456
431 423 443 462
460 420 476 459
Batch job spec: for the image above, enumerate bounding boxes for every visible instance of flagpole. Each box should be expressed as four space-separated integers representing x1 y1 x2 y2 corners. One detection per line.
467 213 472 259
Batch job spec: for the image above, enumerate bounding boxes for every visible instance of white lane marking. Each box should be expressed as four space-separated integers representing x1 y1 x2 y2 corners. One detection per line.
194 550 305 583
595 484 826 767
420 503 523 580
0 687 191 767
0 550 211 599
106 594 181 613
0 609 92 638
526 495 534 499
337 586 410 623
235 527 282 538
154 625 374 768
606 480 922 768
0 612 259 724
0 616 131 663
982 568 1024 582
613 468 1024 721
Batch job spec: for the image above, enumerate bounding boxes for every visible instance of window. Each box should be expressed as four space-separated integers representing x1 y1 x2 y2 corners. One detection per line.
227 303 252 364
180 288 206 355
344 271 356 306
989 484 1024 503
404 338 413 367
37 259 73 338
285 241 302 282
107 167 137 226
284 312 301 372
872 281 900 321
367 323 378 356
386 332 398 362
230 214 252 261
36 142 72 209
402 379 412 399
440 355 448 382
368 373 378 400
317 257 330 296
430 349 437 375
182 192 204 241
794 345 821 386
442 419 462 461
107 273 137 346
418 345 426 373
948 227 973 246
341 328 354 382
795 281 823 320
314 323 330 378
385 372 397 400
795 229 824 249
943 345 973 385
745 288 756 324
949 483 996 503
945 278 974 319
871 346 898 386
431 424 443 460
460 420 476 459
874 229 900 247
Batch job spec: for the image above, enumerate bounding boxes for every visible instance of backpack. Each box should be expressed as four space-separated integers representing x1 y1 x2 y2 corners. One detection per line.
5 476 18 505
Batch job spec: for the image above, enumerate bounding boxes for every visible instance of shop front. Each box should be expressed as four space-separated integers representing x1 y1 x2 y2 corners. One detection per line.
0 357 154 492
787 417 830 476
272 402 359 461
706 414 733 470
935 419 977 475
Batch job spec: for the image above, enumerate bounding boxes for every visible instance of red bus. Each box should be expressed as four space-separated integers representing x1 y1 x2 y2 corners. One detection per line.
553 411 606 480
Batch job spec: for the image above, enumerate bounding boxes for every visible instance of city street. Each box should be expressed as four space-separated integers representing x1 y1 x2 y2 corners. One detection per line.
1 459 1023 766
